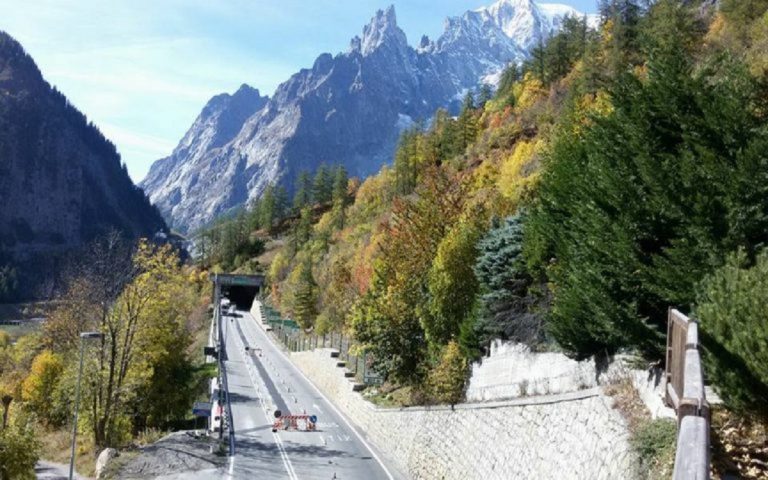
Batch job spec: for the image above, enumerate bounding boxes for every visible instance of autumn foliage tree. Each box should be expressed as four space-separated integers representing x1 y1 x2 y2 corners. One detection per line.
44 235 198 447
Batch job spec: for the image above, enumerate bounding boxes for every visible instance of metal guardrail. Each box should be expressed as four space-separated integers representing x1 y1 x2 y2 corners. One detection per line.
665 308 710 480
212 285 236 457
260 302 383 386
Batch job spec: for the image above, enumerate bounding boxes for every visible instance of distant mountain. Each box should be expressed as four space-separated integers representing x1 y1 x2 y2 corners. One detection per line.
142 0 596 233
0 31 167 300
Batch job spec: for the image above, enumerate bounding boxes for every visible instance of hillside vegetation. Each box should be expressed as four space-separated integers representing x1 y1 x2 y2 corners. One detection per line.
195 0 768 425
0 234 210 478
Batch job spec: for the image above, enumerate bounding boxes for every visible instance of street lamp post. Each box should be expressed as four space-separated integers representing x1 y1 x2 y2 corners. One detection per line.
69 331 103 480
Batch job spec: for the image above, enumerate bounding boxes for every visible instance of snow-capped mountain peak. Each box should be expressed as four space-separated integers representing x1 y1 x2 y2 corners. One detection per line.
470 0 598 51
142 0 596 232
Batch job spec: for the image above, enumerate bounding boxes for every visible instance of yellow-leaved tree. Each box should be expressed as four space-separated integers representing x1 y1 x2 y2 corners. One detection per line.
45 233 197 448
21 350 65 427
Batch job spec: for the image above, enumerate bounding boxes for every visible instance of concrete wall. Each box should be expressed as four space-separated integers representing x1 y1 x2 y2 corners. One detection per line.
466 340 675 420
291 348 638 480
466 341 601 401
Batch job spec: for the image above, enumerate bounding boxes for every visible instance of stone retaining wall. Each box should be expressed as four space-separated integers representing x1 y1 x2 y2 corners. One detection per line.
291 348 638 480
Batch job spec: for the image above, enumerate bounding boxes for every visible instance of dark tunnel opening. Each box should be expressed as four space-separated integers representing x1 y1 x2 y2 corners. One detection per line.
223 285 260 310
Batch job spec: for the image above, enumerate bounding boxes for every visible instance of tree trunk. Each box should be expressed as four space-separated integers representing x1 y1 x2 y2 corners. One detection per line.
1 395 11 429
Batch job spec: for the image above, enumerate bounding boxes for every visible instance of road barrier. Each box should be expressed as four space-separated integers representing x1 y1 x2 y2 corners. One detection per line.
665 308 710 480
272 414 317 432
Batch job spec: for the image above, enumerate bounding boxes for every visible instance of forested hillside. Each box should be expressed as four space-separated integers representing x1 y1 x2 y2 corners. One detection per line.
202 0 768 423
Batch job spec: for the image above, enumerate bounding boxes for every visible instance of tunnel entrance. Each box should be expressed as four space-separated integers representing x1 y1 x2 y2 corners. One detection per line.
212 274 265 310
223 285 260 310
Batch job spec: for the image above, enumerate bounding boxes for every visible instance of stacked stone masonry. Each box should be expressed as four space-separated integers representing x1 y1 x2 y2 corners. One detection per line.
291 348 638 480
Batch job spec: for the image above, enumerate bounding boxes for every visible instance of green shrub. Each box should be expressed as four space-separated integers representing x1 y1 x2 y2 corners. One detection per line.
697 250 768 416
631 418 676 479
0 409 40 480
426 341 468 405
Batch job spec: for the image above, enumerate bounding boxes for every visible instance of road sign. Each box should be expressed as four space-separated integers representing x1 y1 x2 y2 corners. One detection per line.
193 402 212 417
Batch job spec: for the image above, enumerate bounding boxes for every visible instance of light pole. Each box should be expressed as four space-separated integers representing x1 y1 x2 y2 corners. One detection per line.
69 331 103 480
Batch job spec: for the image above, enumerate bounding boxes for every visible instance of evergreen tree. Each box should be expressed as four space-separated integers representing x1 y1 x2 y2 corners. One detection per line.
257 185 277 231
697 250 768 417
474 214 539 348
331 165 350 206
274 185 288 220
526 10 768 358
496 64 519 106
293 171 312 211
292 206 313 251
312 164 333 204
477 84 493 107
292 257 317 328
457 92 479 152
394 130 419 195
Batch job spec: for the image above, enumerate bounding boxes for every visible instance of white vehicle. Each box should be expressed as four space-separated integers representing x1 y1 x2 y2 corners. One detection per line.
209 377 226 433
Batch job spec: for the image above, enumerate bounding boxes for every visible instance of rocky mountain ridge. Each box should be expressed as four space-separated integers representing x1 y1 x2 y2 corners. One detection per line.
142 0 596 232
0 31 167 299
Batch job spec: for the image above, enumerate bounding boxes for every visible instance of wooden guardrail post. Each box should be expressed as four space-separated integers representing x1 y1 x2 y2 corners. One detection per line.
665 308 710 479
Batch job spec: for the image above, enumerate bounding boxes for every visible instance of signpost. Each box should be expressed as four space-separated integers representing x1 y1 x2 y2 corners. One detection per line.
193 402 212 417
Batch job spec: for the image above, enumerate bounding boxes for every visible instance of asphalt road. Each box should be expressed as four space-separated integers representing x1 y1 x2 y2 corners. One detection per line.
220 304 397 480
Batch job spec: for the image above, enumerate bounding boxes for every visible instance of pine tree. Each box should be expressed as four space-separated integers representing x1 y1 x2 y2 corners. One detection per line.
474 214 538 348
312 164 333 204
292 206 313 251
292 257 317 328
293 171 312 211
331 165 349 206
477 84 493 107
526 8 768 358
394 130 418 195
258 185 276 231
458 92 479 152
697 250 768 416
496 64 519 107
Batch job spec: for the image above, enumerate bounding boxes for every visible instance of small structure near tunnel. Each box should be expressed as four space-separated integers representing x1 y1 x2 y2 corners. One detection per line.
211 273 264 309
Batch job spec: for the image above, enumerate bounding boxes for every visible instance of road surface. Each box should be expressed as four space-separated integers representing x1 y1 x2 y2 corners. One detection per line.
220 303 397 480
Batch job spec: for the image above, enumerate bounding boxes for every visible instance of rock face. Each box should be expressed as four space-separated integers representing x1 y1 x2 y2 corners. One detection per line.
95 448 119 479
0 31 167 299
142 0 596 232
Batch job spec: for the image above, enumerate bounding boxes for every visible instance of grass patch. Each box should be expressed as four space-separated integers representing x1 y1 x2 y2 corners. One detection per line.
38 427 97 478
99 450 140 480
605 378 676 479
362 384 424 408
0 320 42 342
631 419 677 478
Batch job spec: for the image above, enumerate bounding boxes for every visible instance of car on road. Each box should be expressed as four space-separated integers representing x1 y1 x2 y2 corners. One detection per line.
209 377 227 433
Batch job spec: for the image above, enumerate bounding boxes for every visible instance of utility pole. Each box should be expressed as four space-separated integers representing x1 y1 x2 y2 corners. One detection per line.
69 331 103 480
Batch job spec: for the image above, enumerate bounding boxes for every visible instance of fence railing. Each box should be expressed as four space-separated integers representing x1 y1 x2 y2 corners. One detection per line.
665 308 710 480
260 302 382 386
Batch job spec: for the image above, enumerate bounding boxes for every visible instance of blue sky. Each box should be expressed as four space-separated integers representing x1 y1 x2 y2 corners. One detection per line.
0 0 597 182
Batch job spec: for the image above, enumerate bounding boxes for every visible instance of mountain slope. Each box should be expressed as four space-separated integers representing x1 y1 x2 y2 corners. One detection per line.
142 0 594 233
0 31 167 299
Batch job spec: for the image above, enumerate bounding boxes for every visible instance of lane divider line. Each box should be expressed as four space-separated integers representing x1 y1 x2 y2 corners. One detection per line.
231 317 298 480
247 305 396 480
